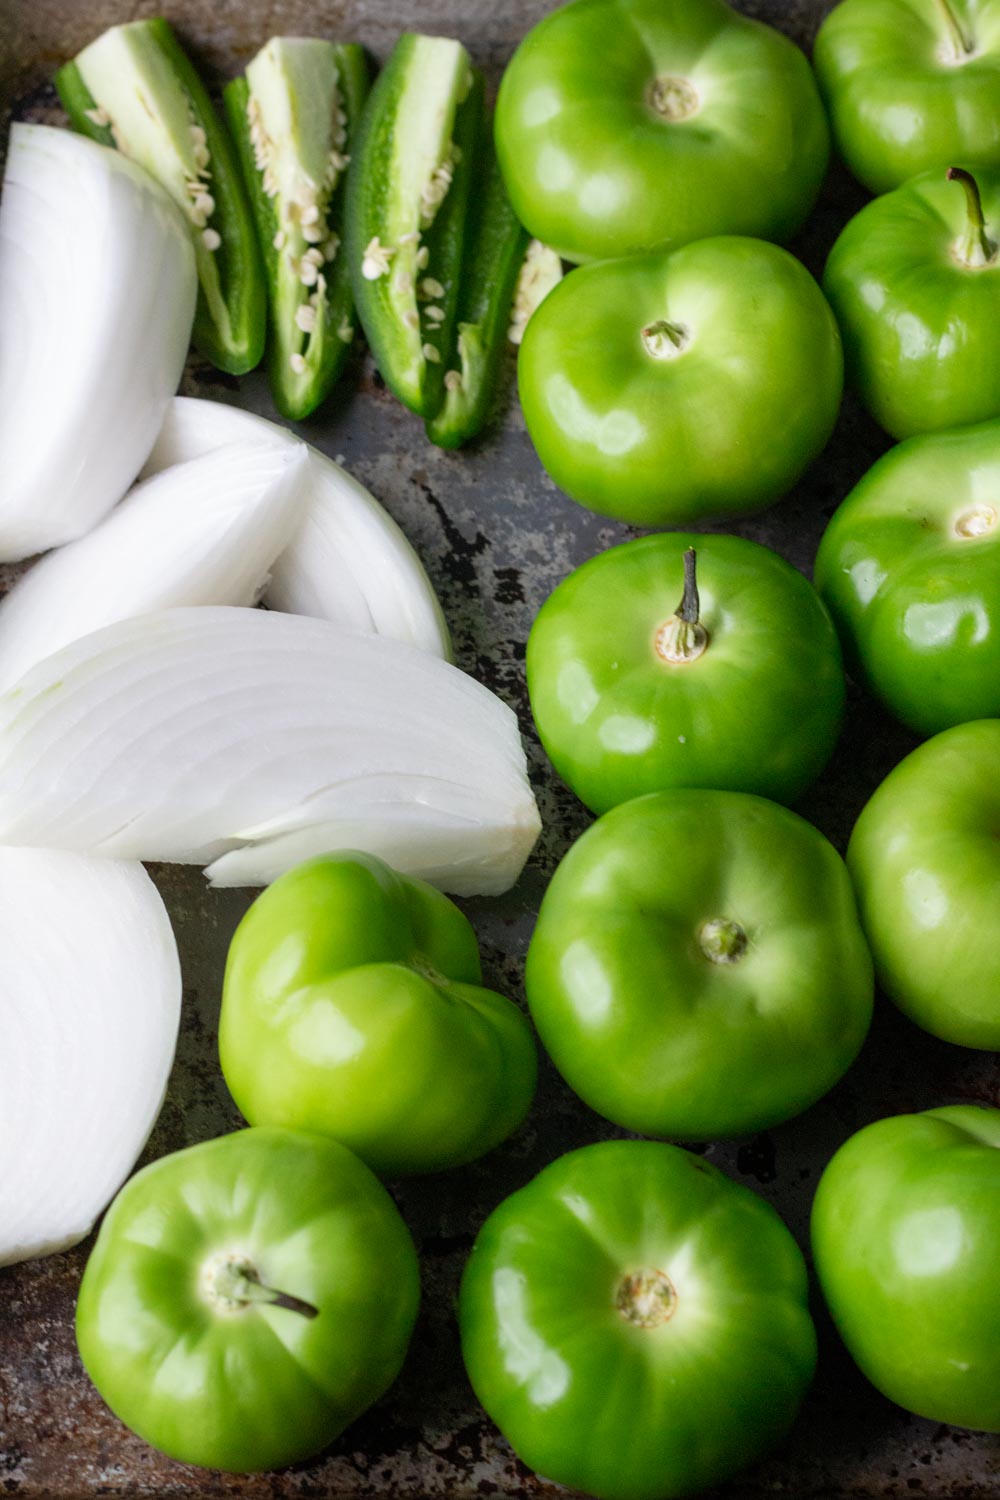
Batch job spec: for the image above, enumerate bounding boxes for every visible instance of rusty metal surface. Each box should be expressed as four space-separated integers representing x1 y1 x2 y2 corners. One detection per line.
2 0 1000 1495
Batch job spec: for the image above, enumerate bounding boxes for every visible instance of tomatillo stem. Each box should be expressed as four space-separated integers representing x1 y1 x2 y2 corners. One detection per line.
212 1257 319 1318
948 167 998 266
934 0 974 59
641 318 689 359
655 548 709 663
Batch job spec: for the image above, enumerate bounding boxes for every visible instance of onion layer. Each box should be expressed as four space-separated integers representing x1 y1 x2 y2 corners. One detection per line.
144 397 452 659
0 441 307 691
0 125 196 561
0 850 181 1266
0 606 540 895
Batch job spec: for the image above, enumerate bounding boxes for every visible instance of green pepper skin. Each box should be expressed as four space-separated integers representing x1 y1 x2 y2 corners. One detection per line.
812 1106 1000 1430
224 44 370 421
494 0 829 264
518 238 843 525
56 19 266 376
426 117 529 449
527 533 845 814
847 721 1000 1047
814 0 1000 195
459 1139 817 1500
824 167 1000 439
219 852 537 1176
815 421 1000 735
344 35 481 418
76 1127 420 1472
525 790 873 1140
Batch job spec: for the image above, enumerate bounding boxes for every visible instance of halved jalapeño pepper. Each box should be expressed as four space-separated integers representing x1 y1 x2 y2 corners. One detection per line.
426 133 529 450
345 35 482 419
56 17 266 376
225 39 370 421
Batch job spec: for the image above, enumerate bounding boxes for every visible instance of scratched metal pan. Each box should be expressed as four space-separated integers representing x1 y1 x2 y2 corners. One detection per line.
1 1 999 1495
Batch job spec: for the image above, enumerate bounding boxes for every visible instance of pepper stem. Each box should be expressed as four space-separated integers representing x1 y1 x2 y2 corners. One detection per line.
934 0 974 59
948 168 998 267
210 1257 319 1318
654 548 709 664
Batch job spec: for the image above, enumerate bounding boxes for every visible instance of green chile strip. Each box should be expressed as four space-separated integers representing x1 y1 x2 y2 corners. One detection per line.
426 111 530 448
224 45 370 421
55 19 266 375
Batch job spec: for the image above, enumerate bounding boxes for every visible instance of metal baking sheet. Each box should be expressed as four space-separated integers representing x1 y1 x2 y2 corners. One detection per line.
2 1 999 1495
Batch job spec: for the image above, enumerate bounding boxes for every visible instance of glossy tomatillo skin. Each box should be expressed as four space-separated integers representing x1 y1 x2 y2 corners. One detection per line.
76 1127 420 1472
519 238 843 526
494 0 829 263
815 420 1000 735
824 166 1000 439
527 533 845 813
459 1139 817 1500
220 852 537 1176
525 791 873 1140
814 0 1000 195
847 721 1000 1047
812 1105 1000 1430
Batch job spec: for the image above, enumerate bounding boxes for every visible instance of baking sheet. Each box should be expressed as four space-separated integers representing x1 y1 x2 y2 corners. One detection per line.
2 1 1000 1495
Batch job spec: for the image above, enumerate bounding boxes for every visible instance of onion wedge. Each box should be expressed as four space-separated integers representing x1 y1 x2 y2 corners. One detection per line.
144 397 452 659
0 125 196 561
0 850 181 1266
0 441 307 692
0 607 540 895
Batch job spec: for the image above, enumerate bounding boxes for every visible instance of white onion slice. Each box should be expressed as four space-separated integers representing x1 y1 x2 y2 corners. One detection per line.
0 125 196 561
0 606 540 895
0 441 308 691
143 397 452 659
0 850 181 1266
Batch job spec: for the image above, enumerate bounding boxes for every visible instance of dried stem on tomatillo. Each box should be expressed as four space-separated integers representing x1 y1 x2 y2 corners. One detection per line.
655 548 709 664
208 1255 319 1318
934 0 975 61
948 167 998 267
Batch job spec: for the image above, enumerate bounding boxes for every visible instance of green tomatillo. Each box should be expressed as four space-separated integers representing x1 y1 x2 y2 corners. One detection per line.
824 165 1000 439
220 852 537 1176
815 419 1000 735
76 1127 420 1472
527 534 845 813
518 237 843 525
812 1105 1000 1430
459 1139 817 1500
494 0 830 263
814 0 1000 194
847 720 1000 1048
525 790 873 1141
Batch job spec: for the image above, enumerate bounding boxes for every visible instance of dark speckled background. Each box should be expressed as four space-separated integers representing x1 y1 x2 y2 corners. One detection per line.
3 1 1000 1496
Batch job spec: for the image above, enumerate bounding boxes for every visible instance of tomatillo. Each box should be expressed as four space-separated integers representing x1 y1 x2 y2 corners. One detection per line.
814 0 1000 195
812 1105 1000 1431
494 0 829 263
220 852 537 1176
519 238 843 525
459 1139 817 1500
824 165 1000 439
815 420 1000 735
847 721 1000 1048
75 1127 420 1472
525 790 873 1140
526 534 845 813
